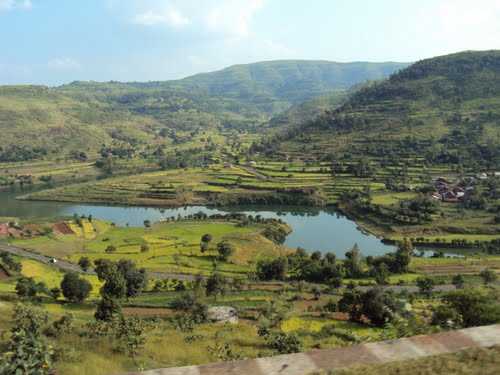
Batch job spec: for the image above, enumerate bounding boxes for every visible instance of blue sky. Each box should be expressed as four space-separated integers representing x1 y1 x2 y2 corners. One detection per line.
1 0 499 85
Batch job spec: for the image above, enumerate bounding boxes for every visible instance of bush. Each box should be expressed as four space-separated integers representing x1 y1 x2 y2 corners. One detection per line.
216 241 234 261
78 256 91 272
0 305 54 374
266 332 301 354
479 268 498 284
15 277 44 299
105 245 117 253
442 289 500 327
416 277 435 296
323 299 337 312
432 305 462 328
114 317 147 357
95 296 122 321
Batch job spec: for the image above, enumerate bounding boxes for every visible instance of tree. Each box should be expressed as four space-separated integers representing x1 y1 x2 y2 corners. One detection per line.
479 268 498 285
360 288 398 326
328 275 343 289
338 288 363 322
206 273 227 300
78 256 91 272
201 233 213 243
312 286 321 301
117 259 148 299
15 277 42 299
372 263 389 285
50 287 61 300
0 305 54 375
200 241 209 253
216 241 234 261
416 277 435 296
105 245 117 253
393 239 413 273
256 257 288 281
324 253 336 265
311 251 322 261
442 289 500 327
95 259 127 300
60 272 92 303
200 233 213 253
344 244 363 278
452 274 465 289
95 296 122 321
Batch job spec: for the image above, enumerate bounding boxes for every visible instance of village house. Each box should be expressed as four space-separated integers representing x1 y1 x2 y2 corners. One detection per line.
0 223 9 237
432 177 470 203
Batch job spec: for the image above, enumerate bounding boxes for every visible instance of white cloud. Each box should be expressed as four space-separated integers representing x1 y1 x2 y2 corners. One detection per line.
133 8 189 28
47 57 81 71
0 0 31 11
204 0 265 38
132 0 266 38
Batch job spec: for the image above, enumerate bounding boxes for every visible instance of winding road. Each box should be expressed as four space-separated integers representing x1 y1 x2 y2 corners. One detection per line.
0 243 195 281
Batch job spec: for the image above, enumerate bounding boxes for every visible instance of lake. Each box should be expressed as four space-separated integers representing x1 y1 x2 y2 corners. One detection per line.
0 188 394 257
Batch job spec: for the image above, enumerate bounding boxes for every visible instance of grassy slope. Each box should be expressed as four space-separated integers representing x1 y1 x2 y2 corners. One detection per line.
0 61 406 158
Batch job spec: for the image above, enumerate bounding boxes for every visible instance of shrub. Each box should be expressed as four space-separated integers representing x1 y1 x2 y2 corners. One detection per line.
15 277 43 299
78 256 91 272
105 245 117 253
442 289 500 327
0 305 54 374
266 332 301 354
479 268 498 284
114 317 147 357
416 277 435 296
216 241 234 261
95 296 122 321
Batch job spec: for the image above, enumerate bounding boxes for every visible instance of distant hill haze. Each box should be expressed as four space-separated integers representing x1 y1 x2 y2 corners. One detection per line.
0 60 407 157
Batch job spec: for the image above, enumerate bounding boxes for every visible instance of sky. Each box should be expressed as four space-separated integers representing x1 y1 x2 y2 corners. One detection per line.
1 0 499 85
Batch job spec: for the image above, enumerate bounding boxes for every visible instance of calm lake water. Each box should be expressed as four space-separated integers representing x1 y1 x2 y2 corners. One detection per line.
0 188 394 257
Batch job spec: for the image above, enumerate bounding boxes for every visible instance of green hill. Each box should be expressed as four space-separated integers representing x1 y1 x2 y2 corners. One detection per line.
266 51 500 170
0 60 407 161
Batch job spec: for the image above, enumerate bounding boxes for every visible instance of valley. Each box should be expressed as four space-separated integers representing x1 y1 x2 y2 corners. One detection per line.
0 52 499 375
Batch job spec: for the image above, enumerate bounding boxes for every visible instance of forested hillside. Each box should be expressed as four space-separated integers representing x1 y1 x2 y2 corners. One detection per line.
261 51 500 170
0 60 406 161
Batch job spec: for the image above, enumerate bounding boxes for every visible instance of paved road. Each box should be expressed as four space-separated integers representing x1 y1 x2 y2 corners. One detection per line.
0 243 91 275
0 242 200 281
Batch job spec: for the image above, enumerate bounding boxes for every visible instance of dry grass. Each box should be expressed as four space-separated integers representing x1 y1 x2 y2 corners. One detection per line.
325 345 500 375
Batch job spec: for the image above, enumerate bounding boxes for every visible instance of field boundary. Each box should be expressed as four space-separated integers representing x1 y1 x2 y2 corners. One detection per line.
127 324 500 375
